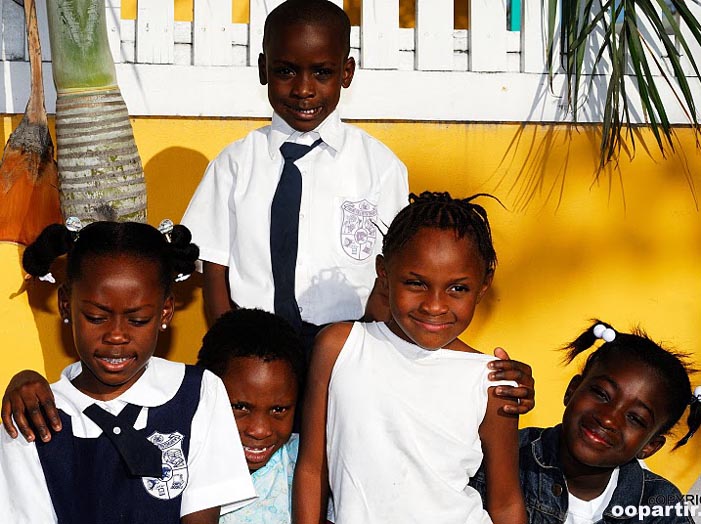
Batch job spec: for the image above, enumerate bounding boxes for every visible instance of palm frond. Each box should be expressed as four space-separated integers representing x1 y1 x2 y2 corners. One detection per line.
545 0 701 168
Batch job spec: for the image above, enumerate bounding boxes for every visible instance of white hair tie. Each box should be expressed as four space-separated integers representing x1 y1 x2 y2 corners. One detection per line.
38 273 56 284
593 323 616 342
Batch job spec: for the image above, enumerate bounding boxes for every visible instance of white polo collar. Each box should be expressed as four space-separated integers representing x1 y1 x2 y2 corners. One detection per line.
268 110 345 158
56 357 186 414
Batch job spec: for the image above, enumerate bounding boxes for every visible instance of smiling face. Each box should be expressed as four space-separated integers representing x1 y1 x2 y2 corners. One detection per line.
221 356 298 472
60 254 173 401
560 356 668 477
258 21 355 132
377 227 492 351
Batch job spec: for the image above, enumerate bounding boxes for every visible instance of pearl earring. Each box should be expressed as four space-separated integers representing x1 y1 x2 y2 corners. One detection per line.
161 323 168 330
63 318 70 325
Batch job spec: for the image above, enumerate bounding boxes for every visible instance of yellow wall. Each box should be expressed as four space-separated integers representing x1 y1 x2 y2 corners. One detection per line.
1 115 700 490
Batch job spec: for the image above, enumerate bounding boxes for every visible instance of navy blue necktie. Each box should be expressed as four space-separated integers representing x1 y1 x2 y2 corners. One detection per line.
270 139 322 332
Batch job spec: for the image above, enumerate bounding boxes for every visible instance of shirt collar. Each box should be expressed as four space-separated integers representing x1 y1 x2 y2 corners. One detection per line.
56 357 185 412
268 110 344 158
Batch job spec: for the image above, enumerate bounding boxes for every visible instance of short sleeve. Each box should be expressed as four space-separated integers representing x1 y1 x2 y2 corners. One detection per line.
180 370 256 517
181 150 236 267
0 427 57 523
378 156 409 228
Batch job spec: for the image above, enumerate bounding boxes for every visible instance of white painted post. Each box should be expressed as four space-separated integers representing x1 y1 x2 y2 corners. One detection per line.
33 0 51 61
249 0 285 66
105 0 123 63
415 0 453 71
1 0 27 61
521 0 545 73
361 0 399 69
193 0 232 66
680 1 701 76
136 0 174 64
469 0 507 71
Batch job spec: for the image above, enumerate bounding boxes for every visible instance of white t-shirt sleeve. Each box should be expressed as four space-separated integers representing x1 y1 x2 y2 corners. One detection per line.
181 150 236 267
0 427 57 523
180 370 256 517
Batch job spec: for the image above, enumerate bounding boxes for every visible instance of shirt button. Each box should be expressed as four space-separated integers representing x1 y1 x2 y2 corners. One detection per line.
113 426 122 435
552 484 563 496
298 307 303 313
299 213 305 219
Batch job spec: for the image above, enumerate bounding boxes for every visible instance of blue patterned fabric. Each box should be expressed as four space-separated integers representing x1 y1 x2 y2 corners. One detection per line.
220 434 299 524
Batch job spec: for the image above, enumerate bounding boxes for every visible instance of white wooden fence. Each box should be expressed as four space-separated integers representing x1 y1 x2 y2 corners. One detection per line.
1 0 700 122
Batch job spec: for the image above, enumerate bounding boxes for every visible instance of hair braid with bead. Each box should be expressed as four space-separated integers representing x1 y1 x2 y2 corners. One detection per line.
382 191 499 274
23 221 199 296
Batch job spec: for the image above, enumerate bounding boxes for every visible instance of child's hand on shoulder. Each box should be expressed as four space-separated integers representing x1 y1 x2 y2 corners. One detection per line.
488 347 535 415
1 370 60 443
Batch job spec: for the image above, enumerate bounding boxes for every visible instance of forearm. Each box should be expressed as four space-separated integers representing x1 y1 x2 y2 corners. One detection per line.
488 495 526 524
181 506 219 524
292 465 329 524
202 262 234 325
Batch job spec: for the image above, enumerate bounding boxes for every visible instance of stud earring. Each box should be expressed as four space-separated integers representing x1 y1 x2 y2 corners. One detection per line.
63 318 70 325
161 323 168 330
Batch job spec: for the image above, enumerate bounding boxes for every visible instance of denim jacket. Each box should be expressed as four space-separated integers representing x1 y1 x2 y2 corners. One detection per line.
470 425 693 524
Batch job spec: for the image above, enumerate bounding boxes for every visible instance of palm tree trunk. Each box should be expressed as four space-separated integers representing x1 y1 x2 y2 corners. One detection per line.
47 0 146 222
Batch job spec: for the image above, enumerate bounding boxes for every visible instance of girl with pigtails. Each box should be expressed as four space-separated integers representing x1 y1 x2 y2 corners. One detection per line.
472 320 701 524
0 220 255 524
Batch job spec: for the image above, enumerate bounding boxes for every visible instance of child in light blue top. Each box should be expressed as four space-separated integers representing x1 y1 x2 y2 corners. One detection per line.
196 308 306 524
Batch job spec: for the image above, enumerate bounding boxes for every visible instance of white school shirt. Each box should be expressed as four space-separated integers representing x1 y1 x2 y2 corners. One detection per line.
326 322 516 524
181 110 409 325
0 357 256 523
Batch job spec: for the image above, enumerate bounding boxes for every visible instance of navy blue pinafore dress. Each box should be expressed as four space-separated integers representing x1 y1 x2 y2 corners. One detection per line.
36 365 204 524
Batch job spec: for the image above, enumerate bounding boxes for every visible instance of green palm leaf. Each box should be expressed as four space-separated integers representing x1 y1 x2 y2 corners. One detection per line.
546 0 701 169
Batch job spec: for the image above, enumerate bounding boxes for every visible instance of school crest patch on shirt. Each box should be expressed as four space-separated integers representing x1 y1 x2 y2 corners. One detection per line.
340 199 378 261
142 431 189 500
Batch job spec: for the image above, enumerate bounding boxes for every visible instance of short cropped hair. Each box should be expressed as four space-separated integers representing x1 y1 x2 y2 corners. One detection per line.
263 0 351 56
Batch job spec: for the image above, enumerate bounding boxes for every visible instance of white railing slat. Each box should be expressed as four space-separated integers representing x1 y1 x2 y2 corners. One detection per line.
249 0 285 66
415 0 453 71
193 0 232 66
521 0 545 73
469 0 507 72
105 0 123 63
361 0 399 69
33 0 51 62
680 1 701 77
1 0 25 61
136 0 174 64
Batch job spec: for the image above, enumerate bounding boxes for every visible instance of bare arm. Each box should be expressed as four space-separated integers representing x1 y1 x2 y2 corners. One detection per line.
181 507 219 524
1 370 59 442
202 262 235 326
479 388 526 524
293 323 352 524
488 347 535 415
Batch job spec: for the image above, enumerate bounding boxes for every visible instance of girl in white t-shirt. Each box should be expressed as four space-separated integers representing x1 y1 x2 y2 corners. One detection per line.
293 192 526 524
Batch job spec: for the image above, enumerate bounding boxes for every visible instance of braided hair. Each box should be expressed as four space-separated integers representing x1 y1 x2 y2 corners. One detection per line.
196 308 306 391
562 320 701 449
22 221 199 296
382 191 499 273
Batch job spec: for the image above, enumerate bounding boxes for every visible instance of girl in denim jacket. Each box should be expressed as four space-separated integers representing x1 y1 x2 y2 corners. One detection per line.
473 320 701 524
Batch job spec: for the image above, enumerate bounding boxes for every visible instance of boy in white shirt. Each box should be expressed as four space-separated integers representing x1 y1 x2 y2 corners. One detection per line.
181 0 408 347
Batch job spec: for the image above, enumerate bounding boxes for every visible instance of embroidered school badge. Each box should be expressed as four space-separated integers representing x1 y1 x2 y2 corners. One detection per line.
142 431 189 500
340 199 378 261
